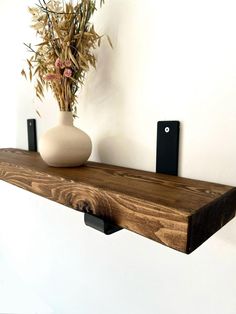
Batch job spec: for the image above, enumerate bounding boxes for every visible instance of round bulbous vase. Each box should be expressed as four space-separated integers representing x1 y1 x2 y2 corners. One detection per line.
39 111 92 167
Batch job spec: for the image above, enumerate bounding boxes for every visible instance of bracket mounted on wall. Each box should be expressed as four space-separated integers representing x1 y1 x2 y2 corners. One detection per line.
156 120 180 176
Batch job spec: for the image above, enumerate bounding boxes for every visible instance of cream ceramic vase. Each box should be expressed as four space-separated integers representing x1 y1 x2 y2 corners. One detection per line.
39 111 92 167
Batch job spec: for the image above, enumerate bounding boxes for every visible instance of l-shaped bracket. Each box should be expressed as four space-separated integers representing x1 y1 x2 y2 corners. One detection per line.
84 213 123 235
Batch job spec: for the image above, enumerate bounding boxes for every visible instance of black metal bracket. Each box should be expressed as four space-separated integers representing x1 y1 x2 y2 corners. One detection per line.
27 119 37 152
156 121 180 176
84 213 122 235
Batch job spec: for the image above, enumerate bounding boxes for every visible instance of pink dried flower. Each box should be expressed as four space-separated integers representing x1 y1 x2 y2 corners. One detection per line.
55 58 64 68
63 68 72 78
44 73 61 81
64 60 72 67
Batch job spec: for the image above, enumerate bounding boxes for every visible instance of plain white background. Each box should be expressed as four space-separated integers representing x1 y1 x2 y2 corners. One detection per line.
0 0 236 313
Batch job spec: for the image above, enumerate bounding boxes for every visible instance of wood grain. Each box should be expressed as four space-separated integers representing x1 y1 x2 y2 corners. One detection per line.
0 148 235 253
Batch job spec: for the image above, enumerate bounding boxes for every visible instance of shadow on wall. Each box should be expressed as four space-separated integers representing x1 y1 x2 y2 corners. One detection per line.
79 0 133 165
85 0 125 103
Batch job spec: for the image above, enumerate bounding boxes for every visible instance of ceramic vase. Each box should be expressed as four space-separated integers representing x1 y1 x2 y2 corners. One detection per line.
39 111 92 167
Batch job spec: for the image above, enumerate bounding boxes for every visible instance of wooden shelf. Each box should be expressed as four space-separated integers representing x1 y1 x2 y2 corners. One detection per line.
0 148 235 254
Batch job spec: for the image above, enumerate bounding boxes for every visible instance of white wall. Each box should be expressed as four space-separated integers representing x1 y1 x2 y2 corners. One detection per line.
0 1 236 313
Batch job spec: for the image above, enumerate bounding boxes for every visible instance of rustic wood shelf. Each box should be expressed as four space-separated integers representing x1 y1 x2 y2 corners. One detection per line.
0 148 235 254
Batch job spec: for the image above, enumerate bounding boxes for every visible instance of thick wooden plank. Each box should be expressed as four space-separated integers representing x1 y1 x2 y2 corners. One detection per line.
0 148 235 253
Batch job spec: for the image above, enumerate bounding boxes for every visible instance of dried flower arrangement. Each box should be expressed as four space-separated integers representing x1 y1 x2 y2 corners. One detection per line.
22 0 110 115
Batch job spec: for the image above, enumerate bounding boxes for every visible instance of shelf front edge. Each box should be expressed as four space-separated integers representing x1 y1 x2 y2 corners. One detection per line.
187 187 236 253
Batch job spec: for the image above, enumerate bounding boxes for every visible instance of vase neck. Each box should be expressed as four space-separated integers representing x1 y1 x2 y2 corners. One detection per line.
58 111 73 126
